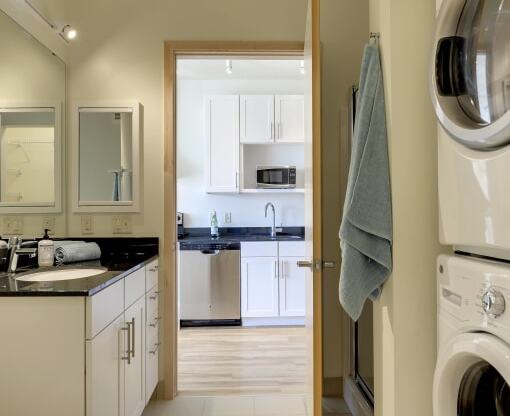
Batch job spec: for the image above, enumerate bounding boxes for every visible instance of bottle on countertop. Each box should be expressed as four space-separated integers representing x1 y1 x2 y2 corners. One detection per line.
38 229 54 267
210 211 219 238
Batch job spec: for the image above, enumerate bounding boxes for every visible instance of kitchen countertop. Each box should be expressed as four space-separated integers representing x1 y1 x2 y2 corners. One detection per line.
178 227 305 245
0 237 158 297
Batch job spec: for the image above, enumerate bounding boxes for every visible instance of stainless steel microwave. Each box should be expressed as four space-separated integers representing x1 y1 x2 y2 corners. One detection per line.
256 166 296 189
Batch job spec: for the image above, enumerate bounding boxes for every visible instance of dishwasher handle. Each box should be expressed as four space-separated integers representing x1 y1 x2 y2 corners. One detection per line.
200 250 220 255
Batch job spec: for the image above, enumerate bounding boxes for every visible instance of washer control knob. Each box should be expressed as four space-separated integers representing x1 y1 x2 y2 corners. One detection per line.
482 288 506 318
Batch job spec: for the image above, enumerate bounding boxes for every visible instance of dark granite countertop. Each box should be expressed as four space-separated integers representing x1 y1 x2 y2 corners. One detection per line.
0 237 158 297
178 227 304 246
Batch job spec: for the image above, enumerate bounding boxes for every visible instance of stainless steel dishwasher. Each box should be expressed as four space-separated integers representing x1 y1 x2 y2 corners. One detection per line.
178 242 241 327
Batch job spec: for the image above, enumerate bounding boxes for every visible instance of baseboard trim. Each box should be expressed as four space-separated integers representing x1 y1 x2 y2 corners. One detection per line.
343 376 373 416
242 317 305 327
323 376 343 397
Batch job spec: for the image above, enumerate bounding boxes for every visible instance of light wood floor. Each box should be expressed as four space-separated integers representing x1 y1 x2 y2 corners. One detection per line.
178 326 307 396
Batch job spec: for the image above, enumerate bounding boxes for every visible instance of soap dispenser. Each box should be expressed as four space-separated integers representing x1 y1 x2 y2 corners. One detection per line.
38 229 54 267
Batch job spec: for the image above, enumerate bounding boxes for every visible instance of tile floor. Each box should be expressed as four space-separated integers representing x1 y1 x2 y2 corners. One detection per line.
142 395 351 416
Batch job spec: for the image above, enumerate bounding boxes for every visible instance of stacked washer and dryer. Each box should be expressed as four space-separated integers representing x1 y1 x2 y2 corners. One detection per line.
431 0 510 415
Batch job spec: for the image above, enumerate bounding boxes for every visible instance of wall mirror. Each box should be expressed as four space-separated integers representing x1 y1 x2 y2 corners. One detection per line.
73 103 141 212
0 10 65 213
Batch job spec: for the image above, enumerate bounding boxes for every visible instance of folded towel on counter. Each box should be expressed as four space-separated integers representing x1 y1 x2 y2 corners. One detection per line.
339 43 392 321
55 242 101 265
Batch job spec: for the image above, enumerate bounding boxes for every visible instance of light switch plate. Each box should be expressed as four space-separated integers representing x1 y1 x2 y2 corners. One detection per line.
112 215 132 234
81 216 94 235
3 216 24 235
224 212 232 224
42 216 55 234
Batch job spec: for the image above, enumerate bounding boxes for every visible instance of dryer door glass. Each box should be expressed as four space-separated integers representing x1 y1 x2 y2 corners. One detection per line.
458 361 510 415
456 0 510 125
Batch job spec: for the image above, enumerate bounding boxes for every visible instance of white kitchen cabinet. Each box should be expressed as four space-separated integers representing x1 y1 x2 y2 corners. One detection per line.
204 95 240 193
279 257 306 316
240 242 305 325
240 95 275 143
145 284 160 404
274 95 305 143
241 257 279 317
124 297 146 416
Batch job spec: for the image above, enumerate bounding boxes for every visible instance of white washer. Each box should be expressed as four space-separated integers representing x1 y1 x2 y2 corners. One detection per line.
434 254 510 415
431 0 510 258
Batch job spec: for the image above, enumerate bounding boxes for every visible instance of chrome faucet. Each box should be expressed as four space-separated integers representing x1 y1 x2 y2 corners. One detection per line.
264 202 276 238
8 236 37 273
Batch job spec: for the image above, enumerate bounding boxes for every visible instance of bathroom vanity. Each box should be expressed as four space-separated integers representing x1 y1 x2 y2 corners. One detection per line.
0 248 159 416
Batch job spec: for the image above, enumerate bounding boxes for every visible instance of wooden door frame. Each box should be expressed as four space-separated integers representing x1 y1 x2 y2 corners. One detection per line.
162 40 305 400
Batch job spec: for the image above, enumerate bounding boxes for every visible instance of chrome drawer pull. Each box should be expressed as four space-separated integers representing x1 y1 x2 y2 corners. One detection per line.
149 342 161 355
130 317 135 358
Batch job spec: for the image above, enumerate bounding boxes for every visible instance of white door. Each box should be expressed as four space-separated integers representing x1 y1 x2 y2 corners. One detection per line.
279 257 306 316
275 95 305 142
86 314 125 416
124 297 145 416
240 95 275 143
241 257 279 317
204 95 240 192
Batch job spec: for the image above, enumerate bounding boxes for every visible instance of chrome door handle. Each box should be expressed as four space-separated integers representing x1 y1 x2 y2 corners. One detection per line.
121 323 131 365
130 317 135 358
323 261 336 269
274 260 278 279
297 260 313 269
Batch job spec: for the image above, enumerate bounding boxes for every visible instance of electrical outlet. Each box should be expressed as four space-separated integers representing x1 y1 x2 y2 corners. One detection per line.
81 216 94 235
112 215 132 234
3 216 24 235
42 216 55 234
224 212 232 224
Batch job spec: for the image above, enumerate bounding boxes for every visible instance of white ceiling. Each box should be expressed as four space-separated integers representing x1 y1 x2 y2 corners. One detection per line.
177 58 304 81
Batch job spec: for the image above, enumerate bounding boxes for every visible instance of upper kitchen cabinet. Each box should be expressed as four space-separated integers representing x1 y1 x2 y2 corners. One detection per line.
240 95 275 144
204 95 240 193
240 95 304 144
275 95 304 143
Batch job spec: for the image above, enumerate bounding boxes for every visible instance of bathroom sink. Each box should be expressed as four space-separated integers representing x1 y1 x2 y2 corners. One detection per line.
16 268 106 282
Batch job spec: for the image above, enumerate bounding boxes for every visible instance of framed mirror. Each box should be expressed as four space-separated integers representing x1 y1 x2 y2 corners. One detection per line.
72 103 141 212
0 10 65 214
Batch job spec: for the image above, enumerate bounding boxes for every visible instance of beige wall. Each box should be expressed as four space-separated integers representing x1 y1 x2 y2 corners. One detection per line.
369 0 441 415
320 0 369 382
63 0 307 237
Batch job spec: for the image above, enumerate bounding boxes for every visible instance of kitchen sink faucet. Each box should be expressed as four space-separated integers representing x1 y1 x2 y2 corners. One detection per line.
264 202 276 238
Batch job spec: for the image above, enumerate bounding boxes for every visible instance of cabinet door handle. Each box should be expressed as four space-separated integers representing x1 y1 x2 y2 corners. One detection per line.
149 316 161 328
130 317 135 358
271 122 274 140
149 342 161 355
274 260 278 279
121 324 131 365
277 122 281 139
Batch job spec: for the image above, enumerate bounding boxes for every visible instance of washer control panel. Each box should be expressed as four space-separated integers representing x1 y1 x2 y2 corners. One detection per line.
482 288 506 318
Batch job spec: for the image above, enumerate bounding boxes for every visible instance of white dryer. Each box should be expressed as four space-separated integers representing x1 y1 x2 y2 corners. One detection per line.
432 0 510 258
434 254 510 415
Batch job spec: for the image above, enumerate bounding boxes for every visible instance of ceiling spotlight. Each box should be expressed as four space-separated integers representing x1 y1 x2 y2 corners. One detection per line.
300 60 305 75
61 25 77 40
225 60 233 75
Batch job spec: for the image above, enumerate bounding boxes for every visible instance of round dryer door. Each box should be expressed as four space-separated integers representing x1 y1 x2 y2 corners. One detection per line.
433 333 510 415
431 0 510 149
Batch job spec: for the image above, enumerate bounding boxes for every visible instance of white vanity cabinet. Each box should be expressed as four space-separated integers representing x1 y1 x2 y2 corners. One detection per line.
241 241 305 325
0 257 160 416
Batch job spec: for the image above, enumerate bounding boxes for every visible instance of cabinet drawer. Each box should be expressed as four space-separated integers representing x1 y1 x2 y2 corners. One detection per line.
241 241 278 257
86 278 124 339
125 267 145 308
146 285 160 321
145 339 159 404
278 241 306 257
145 258 159 290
